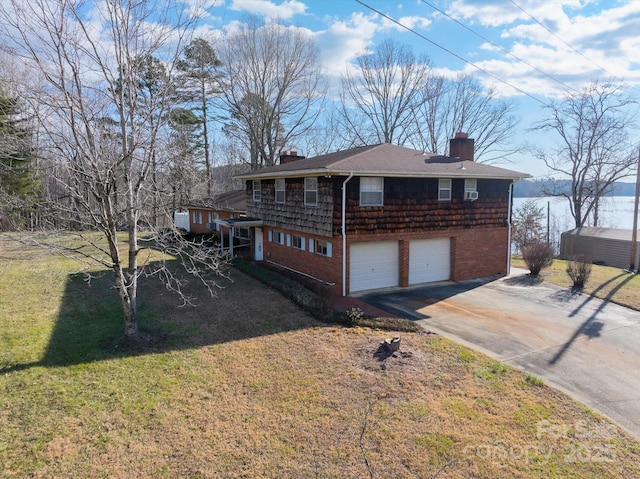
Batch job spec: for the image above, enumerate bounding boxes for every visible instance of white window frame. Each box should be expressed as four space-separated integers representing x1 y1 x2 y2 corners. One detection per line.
253 180 262 203
304 177 318 207
235 227 250 239
464 179 477 200
359 177 384 206
438 178 452 201
291 235 305 250
273 231 285 245
275 178 286 204
315 239 332 257
192 210 202 224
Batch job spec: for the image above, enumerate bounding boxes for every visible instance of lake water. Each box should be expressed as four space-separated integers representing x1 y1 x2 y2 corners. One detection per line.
513 196 639 231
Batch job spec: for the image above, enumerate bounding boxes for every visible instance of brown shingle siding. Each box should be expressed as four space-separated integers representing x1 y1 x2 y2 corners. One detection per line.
342 177 510 235
247 178 335 237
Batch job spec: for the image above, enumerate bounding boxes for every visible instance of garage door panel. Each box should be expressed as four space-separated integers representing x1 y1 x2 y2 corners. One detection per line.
409 238 450 284
350 241 399 292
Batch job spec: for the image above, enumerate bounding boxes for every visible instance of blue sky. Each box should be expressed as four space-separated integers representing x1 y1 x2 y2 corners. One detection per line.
199 0 640 178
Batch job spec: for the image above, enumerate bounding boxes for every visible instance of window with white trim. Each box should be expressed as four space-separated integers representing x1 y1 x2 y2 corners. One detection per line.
464 178 477 200
192 210 202 224
304 177 317 206
253 180 262 203
438 178 451 201
292 235 305 250
235 227 250 239
273 231 285 245
275 178 285 204
360 177 384 206
315 239 332 257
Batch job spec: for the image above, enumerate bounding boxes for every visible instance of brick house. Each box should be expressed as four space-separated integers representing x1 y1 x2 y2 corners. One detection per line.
184 189 247 234
234 135 530 296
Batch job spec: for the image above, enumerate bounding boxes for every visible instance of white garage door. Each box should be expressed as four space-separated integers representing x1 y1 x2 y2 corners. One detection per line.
409 238 451 285
350 241 399 293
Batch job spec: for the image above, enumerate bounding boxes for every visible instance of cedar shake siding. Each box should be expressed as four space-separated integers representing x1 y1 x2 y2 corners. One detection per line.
246 178 334 237
247 176 511 239
333 177 511 236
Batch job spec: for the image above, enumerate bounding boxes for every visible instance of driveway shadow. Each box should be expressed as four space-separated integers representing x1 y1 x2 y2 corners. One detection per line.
549 272 635 365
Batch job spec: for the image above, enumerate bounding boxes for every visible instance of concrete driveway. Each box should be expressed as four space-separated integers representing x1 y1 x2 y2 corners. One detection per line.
360 270 640 440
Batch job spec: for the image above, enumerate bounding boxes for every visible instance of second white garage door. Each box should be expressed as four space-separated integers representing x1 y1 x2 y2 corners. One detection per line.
409 238 451 285
350 241 399 293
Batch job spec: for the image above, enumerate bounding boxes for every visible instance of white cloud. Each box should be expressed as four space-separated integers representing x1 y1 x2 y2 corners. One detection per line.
440 0 640 99
314 12 380 77
383 15 431 32
228 0 306 19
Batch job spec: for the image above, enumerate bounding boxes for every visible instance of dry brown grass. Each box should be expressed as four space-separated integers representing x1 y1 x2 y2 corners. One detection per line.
2 235 640 478
512 256 640 311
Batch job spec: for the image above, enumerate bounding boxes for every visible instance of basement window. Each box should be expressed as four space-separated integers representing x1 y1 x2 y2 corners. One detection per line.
315 239 332 257
360 177 384 206
438 178 451 201
292 235 305 250
272 231 285 245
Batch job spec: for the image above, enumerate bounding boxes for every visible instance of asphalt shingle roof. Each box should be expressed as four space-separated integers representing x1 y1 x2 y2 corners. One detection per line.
235 143 531 180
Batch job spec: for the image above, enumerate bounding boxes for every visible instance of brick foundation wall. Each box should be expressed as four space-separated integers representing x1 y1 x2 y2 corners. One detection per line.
260 226 509 297
263 226 344 297
344 227 509 294
450 227 509 280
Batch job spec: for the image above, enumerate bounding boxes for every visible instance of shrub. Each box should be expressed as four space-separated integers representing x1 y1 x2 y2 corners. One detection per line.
566 254 592 290
344 307 364 325
522 241 555 277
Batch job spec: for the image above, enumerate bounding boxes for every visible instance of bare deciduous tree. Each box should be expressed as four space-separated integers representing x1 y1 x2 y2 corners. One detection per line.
415 74 519 163
218 17 326 170
531 81 637 228
339 39 433 147
0 0 227 339
338 40 518 163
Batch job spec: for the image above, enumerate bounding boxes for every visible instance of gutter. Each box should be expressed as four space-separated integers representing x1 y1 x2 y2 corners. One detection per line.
236 169 530 181
507 181 513 275
342 172 354 297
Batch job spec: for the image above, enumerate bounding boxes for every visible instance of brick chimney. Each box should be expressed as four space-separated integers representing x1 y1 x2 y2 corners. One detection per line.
279 150 305 164
449 132 474 161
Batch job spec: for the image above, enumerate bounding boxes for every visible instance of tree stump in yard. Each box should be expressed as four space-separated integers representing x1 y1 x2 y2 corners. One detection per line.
382 336 401 352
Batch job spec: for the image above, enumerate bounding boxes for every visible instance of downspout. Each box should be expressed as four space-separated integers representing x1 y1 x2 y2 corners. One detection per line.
507 181 513 276
342 173 354 297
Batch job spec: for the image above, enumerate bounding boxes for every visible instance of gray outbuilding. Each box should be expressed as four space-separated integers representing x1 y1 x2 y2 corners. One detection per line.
560 226 637 268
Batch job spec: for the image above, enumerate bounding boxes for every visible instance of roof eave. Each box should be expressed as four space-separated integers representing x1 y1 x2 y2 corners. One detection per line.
236 169 531 181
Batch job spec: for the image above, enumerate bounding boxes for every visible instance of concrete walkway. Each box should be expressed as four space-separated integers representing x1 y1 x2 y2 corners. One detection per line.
360 269 640 440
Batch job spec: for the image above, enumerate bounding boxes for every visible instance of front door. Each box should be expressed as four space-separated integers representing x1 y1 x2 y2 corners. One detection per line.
254 227 264 261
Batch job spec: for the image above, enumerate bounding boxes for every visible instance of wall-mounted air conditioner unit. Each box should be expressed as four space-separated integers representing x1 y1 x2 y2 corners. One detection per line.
465 191 479 201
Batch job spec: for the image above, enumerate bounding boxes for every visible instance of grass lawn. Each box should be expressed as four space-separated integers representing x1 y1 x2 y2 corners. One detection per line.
2 234 640 478
511 256 640 311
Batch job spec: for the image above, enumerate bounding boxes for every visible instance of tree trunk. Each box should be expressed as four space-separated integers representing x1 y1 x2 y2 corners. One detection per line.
121 287 139 338
202 81 212 198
